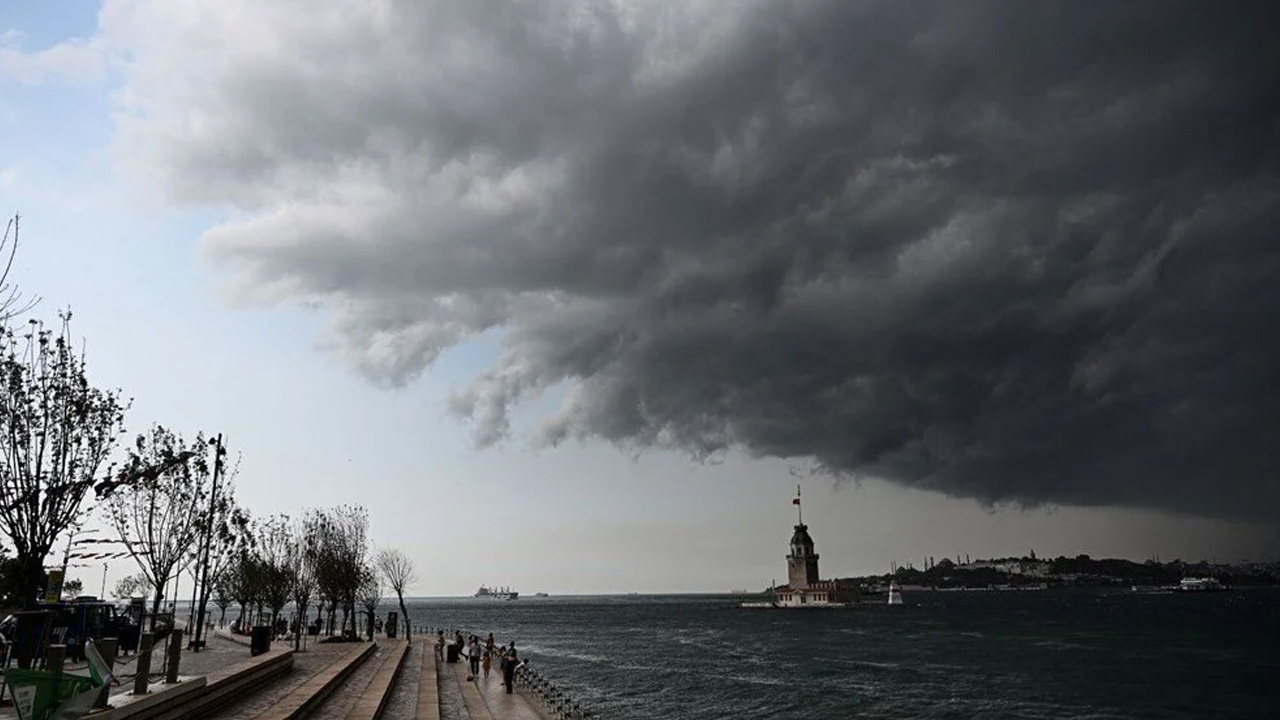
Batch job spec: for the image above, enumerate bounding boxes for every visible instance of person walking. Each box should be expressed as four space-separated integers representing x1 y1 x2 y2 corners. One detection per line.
481 642 493 678
467 637 481 677
502 644 519 694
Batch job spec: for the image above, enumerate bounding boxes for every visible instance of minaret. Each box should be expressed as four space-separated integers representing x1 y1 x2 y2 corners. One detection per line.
786 485 820 589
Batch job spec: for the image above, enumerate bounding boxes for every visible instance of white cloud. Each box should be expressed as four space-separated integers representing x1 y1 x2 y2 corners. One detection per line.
0 165 19 189
0 29 111 86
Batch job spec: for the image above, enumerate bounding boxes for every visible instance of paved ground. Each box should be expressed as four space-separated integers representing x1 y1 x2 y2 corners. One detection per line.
170 632 257 677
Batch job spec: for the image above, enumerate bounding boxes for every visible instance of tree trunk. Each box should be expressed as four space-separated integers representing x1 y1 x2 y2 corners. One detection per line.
150 585 166 632
294 602 307 651
20 555 45 610
270 604 285 638
396 593 411 644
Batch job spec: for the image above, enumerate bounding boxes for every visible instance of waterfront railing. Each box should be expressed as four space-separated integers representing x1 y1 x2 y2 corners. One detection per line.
415 625 600 720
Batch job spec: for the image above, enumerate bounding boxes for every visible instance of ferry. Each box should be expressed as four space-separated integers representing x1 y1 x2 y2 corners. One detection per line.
1175 577 1229 592
474 585 519 600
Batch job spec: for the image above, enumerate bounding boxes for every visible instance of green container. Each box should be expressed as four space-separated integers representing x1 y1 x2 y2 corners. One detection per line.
4 668 100 720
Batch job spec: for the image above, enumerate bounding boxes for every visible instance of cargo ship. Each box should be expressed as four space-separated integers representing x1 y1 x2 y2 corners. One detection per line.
474 585 519 600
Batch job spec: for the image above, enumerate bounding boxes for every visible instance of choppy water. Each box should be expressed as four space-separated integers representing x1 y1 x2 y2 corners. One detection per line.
404 589 1278 719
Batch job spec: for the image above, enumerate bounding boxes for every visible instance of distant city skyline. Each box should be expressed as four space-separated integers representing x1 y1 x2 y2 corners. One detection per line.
2 2 1277 597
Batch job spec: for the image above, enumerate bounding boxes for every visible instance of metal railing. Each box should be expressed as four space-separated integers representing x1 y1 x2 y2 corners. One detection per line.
414 625 601 720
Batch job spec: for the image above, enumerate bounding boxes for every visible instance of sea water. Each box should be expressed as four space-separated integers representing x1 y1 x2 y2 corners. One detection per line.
404 589 1277 719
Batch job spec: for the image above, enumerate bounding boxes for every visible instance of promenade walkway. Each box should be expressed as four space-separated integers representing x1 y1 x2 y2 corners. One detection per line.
190 637 550 720
0 635 554 720
443 657 546 720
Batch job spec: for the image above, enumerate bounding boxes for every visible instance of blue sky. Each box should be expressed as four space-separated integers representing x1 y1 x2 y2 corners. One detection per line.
2 2 1276 598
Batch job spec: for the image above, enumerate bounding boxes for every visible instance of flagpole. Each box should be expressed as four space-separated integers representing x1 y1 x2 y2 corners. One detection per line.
796 484 802 525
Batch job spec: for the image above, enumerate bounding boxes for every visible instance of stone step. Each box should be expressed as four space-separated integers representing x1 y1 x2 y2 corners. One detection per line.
453 666 494 720
344 641 409 720
250 642 376 720
416 646 439 720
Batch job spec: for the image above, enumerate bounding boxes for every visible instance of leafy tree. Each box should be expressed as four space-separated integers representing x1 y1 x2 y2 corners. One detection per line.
0 314 127 607
287 519 317 650
113 573 151 601
376 548 417 643
106 426 212 629
252 515 295 637
0 555 27 607
212 569 234 628
192 452 247 644
221 546 262 631
356 565 381 641
61 578 83 600
304 506 368 638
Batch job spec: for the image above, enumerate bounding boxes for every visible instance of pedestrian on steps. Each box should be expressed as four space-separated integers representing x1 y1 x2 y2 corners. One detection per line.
502 644 519 694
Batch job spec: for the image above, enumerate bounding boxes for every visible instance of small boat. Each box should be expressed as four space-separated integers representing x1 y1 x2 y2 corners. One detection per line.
887 582 904 606
533 592 549 597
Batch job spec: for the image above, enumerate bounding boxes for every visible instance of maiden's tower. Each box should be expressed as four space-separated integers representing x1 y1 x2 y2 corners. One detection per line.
772 486 859 607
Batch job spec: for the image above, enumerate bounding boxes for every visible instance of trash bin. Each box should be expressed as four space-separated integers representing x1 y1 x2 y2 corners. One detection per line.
446 643 460 663
250 626 272 657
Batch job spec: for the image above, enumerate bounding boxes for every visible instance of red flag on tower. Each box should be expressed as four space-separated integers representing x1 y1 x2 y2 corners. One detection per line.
792 484 801 505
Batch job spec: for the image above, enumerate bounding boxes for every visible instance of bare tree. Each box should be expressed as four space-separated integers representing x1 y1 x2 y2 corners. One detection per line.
356 565 381 641
0 215 39 322
106 426 212 629
0 313 127 606
376 548 417 643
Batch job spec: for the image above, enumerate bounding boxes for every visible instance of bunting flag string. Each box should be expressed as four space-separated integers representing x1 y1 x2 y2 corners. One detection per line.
68 551 131 560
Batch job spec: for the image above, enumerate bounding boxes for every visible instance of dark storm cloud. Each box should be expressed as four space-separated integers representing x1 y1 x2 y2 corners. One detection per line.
113 0 1280 520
